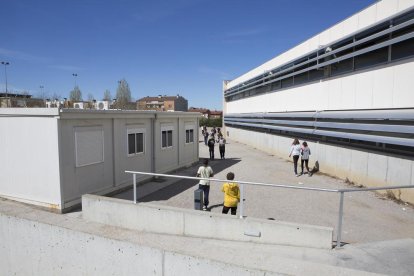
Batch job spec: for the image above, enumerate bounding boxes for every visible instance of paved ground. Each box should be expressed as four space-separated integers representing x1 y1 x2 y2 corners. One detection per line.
115 137 414 245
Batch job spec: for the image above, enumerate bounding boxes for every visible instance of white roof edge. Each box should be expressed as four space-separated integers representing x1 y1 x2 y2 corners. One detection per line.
0 108 202 118
0 108 60 116
226 0 406 89
60 109 201 116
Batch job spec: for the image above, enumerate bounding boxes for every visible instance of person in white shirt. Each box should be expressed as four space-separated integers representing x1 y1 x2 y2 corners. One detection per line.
300 141 312 176
289 138 301 177
196 159 214 210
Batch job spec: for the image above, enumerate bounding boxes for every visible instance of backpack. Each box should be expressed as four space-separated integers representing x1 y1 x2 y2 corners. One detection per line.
208 139 215 147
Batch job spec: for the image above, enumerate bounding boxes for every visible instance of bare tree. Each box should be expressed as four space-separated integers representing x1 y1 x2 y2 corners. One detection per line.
69 86 82 102
115 79 131 109
36 90 49 100
87 93 94 102
51 92 61 101
103 89 111 101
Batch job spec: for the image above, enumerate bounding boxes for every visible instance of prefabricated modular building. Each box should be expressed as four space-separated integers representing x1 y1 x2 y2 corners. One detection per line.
0 108 200 212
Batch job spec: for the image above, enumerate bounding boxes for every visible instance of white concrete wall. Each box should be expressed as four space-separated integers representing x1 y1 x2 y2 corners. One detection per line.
153 116 199 173
154 118 180 172
59 119 115 207
226 0 414 89
82 195 334 249
179 118 199 166
60 113 199 210
0 111 62 209
0 207 277 276
226 61 414 113
113 118 153 186
226 127 414 204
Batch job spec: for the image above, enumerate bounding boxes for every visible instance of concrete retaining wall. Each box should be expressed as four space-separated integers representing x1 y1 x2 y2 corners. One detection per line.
0 201 279 276
226 127 414 204
82 194 333 249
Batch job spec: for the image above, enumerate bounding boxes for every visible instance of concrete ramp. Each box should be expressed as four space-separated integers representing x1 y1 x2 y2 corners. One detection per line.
82 194 333 249
0 198 392 275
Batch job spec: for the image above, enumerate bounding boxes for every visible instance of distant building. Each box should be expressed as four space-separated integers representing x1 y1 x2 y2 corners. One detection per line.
137 94 188 112
0 108 200 212
188 107 210 118
0 93 44 108
188 107 222 119
209 110 223 119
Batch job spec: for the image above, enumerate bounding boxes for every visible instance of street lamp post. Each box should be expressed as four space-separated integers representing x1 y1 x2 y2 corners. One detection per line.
1 61 10 107
72 73 78 86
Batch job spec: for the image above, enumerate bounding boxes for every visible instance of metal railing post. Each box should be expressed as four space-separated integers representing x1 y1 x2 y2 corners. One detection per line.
133 173 137 204
239 183 244 219
336 191 345 248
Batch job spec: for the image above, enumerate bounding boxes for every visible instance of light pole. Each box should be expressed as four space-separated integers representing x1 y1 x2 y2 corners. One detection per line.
1 61 10 107
39 85 45 103
72 73 78 86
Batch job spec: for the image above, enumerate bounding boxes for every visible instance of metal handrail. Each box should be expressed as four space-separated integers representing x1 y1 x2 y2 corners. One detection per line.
125 170 414 248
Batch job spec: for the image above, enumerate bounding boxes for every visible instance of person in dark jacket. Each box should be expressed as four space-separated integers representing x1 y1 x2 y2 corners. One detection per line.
208 135 215 160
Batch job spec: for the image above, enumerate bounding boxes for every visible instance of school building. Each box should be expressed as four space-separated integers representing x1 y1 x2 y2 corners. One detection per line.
223 0 414 203
0 108 200 212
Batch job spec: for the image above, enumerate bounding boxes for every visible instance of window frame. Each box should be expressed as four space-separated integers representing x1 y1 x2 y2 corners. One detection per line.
185 124 195 144
127 127 146 156
161 125 174 149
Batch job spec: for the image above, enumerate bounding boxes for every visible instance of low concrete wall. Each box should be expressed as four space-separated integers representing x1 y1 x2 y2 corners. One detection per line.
82 194 333 249
0 200 279 276
226 127 414 204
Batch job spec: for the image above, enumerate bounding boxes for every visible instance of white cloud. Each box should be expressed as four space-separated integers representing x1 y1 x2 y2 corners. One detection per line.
0 48 51 63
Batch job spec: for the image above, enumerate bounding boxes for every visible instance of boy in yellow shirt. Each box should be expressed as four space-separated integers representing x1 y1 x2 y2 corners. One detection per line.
221 172 240 215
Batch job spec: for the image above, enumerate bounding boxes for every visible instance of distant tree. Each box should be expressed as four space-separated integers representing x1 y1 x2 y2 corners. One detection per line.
103 89 112 101
36 90 49 100
51 92 61 101
200 118 222 127
87 93 94 102
69 86 82 102
115 79 131 109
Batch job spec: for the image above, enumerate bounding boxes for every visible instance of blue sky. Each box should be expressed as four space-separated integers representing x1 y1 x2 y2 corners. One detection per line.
0 0 375 110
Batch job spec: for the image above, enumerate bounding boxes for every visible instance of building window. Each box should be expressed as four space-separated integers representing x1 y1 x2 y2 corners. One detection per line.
161 125 173 148
162 130 173 148
185 124 195 144
127 128 145 156
75 126 104 167
186 129 194 143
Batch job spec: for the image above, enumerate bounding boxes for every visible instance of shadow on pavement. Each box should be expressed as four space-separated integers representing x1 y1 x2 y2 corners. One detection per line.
207 203 223 212
139 157 241 202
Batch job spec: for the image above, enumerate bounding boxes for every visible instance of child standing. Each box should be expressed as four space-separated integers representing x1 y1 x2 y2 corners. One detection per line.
196 159 214 210
208 135 215 160
218 136 226 159
301 141 311 176
221 172 240 215
289 138 301 177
